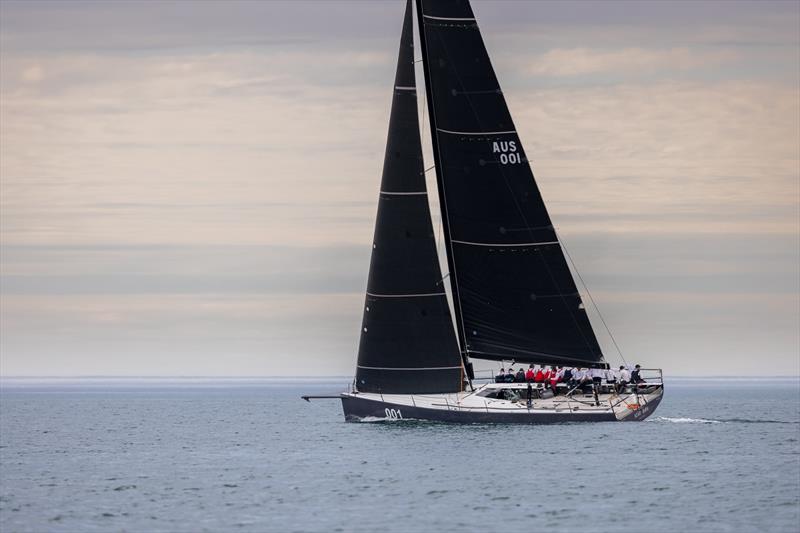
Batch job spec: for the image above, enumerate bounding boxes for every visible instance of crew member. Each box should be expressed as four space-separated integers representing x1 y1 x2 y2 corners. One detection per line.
618 365 631 393
495 368 506 383
591 367 604 389
579 368 592 392
550 367 562 395
562 367 573 388
606 366 618 393
525 364 535 382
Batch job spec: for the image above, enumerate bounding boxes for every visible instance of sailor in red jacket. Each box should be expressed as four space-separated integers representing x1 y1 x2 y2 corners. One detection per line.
525 364 535 382
534 367 545 382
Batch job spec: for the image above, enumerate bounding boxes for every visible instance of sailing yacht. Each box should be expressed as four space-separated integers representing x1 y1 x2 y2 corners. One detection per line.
305 0 663 423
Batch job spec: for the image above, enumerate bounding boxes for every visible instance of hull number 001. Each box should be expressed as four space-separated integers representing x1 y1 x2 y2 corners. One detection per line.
384 408 403 419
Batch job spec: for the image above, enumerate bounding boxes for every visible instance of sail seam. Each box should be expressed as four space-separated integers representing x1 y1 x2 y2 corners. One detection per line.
366 291 446 298
423 15 476 22
451 239 559 247
436 127 516 135
380 190 427 195
357 365 462 371
395 85 417 91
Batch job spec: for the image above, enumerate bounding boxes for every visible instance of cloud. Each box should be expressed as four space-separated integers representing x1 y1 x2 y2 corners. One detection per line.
0 49 394 247
0 293 363 376
0 244 370 295
526 47 738 77
20 64 44 83
505 81 800 236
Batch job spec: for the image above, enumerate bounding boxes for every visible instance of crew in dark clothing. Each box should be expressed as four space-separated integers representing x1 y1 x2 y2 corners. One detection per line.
631 364 645 384
495 368 506 383
504 369 516 383
515 368 526 383
562 367 573 388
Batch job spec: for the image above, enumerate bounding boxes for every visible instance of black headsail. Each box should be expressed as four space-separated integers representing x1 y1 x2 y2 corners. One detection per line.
354 0 464 394
415 0 606 368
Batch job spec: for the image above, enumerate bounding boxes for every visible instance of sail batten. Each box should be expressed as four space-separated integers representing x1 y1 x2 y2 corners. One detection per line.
354 0 464 394
451 240 560 247
436 128 516 135
366 291 447 298
416 0 605 368
358 365 462 371
422 15 476 22
380 190 428 195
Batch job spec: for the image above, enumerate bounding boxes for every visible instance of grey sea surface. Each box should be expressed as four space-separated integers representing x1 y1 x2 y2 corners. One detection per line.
1 377 798 533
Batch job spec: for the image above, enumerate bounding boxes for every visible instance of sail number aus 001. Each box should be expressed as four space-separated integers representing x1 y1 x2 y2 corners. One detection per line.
384 408 403 420
492 141 522 165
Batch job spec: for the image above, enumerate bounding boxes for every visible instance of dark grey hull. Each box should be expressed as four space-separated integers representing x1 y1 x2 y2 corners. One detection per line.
341 393 662 424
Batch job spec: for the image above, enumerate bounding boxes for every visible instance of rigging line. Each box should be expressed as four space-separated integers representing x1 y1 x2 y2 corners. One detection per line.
420 67 445 267
531 244 598 358
434 18 599 359
437 209 444 260
417 36 446 304
555 229 628 366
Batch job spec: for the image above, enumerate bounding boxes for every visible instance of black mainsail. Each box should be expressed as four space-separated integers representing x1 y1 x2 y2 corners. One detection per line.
416 0 605 368
354 0 464 394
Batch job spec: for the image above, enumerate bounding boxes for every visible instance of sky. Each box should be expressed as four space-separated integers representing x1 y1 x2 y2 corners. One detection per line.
0 0 798 377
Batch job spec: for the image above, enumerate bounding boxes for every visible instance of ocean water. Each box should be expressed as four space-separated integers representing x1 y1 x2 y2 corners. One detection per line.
1 378 798 533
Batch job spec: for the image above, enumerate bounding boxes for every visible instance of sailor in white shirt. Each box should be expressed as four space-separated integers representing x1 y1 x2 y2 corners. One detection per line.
576 368 592 393
586 368 602 397
618 365 631 393
605 366 618 392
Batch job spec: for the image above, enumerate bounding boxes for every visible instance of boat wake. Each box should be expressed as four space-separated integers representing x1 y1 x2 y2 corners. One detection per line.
352 416 442 426
653 417 721 424
652 416 793 424
716 418 796 424
355 416 424 423
356 416 391 423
